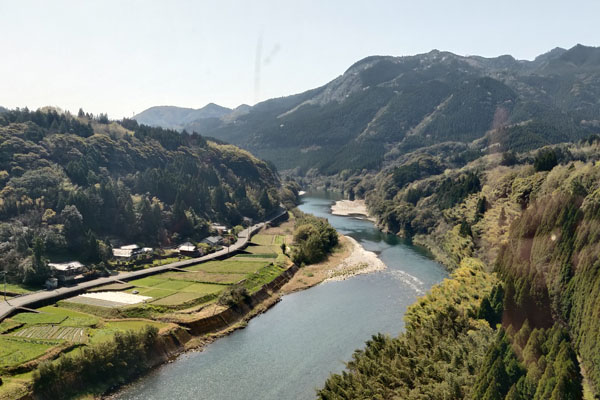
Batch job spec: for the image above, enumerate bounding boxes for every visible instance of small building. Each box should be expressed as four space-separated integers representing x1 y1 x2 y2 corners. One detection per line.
201 235 223 247
112 248 135 259
48 261 85 283
210 224 228 234
178 242 199 257
120 244 140 251
113 244 146 260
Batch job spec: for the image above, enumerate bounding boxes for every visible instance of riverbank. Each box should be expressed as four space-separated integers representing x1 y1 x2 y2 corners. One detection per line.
281 234 386 293
330 199 375 222
106 232 388 398
324 236 386 282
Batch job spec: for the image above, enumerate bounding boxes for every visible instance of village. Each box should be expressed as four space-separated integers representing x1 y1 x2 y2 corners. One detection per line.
0 212 294 398
42 223 239 290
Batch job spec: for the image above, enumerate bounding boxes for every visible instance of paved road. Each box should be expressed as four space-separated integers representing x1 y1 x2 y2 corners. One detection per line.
0 219 275 321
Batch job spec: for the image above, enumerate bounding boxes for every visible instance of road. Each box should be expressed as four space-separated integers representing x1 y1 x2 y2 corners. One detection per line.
0 219 275 321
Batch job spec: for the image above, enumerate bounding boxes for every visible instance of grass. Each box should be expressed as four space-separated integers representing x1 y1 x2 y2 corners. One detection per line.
243 244 279 257
38 306 100 327
127 276 164 287
243 264 285 293
189 259 269 274
1 283 37 295
235 253 277 259
89 320 166 344
161 270 246 284
89 282 133 292
0 375 31 399
0 336 59 368
0 319 23 334
251 234 275 245
180 282 224 294
12 312 67 325
0 229 293 383
153 279 194 291
151 292 208 306
151 256 184 266
134 287 174 299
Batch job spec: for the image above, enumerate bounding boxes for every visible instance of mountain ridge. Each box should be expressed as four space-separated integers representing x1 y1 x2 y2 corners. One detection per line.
137 44 600 174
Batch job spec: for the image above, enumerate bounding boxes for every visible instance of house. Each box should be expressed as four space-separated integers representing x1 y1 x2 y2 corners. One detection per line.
178 242 199 257
201 235 223 247
112 244 146 259
112 248 135 259
120 244 140 252
210 224 228 234
48 261 85 283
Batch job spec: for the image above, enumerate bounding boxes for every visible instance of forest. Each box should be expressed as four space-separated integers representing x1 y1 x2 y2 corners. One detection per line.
0 108 287 287
318 139 600 398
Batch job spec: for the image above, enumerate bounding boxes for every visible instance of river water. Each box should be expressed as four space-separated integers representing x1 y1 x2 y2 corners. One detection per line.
114 192 447 400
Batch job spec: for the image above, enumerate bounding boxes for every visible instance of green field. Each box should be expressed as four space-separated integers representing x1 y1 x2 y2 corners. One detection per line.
243 244 279 257
89 320 166 344
0 319 23 334
39 306 100 327
243 264 286 293
189 259 269 274
0 229 292 386
12 312 66 325
12 325 86 342
0 336 59 368
2 283 36 295
127 276 164 287
153 279 194 291
151 292 207 306
162 270 246 284
251 234 286 246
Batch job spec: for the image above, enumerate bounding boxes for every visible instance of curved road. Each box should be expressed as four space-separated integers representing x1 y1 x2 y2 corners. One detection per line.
0 219 275 321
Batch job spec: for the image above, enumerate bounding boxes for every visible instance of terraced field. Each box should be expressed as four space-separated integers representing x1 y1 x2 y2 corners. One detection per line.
161 270 246 284
0 319 23 334
0 336 59 368
190 259 270 274
0 225 296 397
13 326 86 342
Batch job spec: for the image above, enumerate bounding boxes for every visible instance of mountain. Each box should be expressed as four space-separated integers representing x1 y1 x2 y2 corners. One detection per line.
141 44 600 175
0 107 288 286
318 140 600 399
133 103 232 131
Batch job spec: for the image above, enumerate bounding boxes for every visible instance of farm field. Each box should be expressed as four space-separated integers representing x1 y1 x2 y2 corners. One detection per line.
88 320 167 344
189 258 270 274
0 336 60 369
0 225 294 397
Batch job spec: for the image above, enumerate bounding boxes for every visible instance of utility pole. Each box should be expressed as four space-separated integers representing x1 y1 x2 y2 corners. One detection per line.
1 271 10 305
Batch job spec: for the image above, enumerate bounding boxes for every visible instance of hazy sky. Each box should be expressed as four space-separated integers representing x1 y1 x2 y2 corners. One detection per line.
1 0 598 118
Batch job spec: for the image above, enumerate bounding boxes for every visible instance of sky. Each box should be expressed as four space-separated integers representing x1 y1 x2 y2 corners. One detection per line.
0 0 599 119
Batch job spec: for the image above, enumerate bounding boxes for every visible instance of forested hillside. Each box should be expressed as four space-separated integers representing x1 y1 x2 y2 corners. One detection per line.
0 108 289 287
137 44 600 175
318 140 600 398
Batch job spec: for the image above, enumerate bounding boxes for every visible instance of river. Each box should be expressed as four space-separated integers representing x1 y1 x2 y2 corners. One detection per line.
113 192 447 400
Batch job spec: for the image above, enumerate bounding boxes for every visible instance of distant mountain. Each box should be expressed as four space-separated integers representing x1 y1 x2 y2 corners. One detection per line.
133 103 232 131
142 44 600 175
